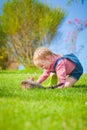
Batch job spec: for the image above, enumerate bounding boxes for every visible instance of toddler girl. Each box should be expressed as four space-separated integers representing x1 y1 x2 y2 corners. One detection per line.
33 47 83 88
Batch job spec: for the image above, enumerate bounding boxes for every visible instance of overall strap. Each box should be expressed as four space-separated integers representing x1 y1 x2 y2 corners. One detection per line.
54 57 65 71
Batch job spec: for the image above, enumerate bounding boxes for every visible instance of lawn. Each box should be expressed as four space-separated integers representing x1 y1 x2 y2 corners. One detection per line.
0 68 87 130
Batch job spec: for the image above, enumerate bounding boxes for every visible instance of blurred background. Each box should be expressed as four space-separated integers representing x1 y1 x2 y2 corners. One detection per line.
0 0 87 73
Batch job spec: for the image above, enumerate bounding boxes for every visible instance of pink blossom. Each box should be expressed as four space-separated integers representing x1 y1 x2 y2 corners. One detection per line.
74 18 79 24
85 21 87 27
68 20 71 24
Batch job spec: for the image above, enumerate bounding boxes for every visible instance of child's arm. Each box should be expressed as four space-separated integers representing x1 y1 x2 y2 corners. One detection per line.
37 70 50 84
56 60 66 88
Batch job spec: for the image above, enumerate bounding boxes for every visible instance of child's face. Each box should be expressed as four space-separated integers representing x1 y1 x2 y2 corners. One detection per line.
38 56 52 70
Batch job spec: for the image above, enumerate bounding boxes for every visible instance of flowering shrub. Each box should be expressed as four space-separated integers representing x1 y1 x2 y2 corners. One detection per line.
65 18 87 53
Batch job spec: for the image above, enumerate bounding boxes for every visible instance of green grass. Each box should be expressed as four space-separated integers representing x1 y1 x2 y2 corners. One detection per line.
0 68 87 130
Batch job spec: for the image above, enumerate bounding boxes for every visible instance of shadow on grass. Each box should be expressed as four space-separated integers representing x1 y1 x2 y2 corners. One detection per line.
0 84 87 100
74 85 87 88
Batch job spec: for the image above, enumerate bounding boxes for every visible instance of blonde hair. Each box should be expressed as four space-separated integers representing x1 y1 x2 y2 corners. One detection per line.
33 47 53 66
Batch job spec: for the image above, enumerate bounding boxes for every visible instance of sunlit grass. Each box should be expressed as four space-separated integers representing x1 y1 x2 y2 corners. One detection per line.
0 69 87 130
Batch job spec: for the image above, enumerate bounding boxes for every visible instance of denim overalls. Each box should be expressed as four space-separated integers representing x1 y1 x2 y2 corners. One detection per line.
54 53 83 80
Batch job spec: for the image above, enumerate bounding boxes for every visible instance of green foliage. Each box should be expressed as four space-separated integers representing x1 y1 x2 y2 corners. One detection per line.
0 70 87 130
0 24 8 69
0 0 65 67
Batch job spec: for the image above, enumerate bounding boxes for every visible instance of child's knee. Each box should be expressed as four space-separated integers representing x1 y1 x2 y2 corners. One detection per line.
65 77 77 87
65 82 72 87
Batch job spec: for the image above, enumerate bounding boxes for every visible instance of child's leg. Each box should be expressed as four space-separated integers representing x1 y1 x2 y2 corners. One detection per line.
64 77 77 88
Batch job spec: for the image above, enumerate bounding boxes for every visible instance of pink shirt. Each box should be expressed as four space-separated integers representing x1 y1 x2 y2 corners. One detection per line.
38 54 76 85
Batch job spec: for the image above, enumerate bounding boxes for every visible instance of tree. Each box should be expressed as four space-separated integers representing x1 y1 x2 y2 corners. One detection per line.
0 23 8 69
65 18 87 53
0 0 65 67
